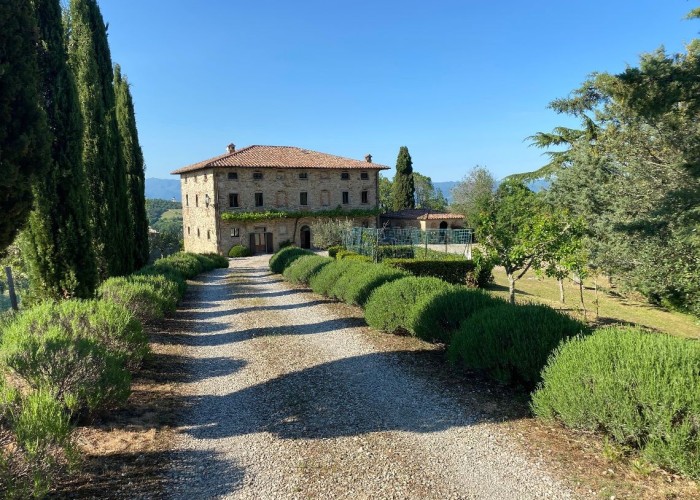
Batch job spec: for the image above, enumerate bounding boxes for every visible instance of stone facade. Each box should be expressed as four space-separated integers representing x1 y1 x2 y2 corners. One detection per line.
176 147 386 255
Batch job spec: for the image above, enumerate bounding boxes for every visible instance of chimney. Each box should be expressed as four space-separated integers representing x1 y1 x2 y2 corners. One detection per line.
365 154 372 163
226 143 236 154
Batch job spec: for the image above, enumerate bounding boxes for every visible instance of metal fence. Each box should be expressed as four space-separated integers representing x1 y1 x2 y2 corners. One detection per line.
343 227 473 261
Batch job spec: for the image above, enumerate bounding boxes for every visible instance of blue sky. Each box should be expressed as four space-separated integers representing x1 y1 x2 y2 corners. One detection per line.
99 1 698 182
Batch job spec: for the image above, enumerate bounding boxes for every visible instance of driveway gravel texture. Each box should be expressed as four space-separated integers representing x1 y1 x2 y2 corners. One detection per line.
161 255 575 499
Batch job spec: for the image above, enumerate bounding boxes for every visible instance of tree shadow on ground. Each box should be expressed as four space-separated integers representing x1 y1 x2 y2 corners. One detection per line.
48 449 244 499
140 353 247 383
158 350 529 442
153 317 368 347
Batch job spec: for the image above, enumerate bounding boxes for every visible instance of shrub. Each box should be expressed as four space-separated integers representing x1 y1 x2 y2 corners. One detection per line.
327 245 344 258
408 287 503 343
365 276 453 334
199 253 229 268
384 258 477 285
269 246 314 274
278 239 293 249
531 326 700 479
376 245 414 260
99 274 179 323
229 244 252 258
309 259 360 297
339 265 408 306
449 303 586 388
151 252 202 279
136 264 187 299
327 261 375 300
335 249 372 262
283 255 333 285
0 386 74 498
0 300 141 415
468 248 495 287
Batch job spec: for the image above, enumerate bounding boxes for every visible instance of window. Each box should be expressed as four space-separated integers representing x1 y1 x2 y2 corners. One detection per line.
184 177 188 183
320 190 330 206
299 172 308 180
195 195 199 207
279 225 287 235
197 228 200 238
320 171 330 180
361 172 369 180
341 172 350 180
228 172 238 180
255 192 264 207
205 194 210 207
300 192 308 206
361 190 368 204
204 174 207 181
187 226 190 235
185 194 189 207
253 172 263 180
276 171 285 180
276 191 287 207
207 229 211 240
231 228 240 237
229 193 239 208
342 191 349 204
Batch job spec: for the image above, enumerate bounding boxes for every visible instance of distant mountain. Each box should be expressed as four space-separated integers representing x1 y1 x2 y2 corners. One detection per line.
146 177 180 201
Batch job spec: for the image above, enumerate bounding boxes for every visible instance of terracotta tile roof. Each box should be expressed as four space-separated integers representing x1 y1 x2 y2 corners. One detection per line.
381 209 465 220
171 145 389 174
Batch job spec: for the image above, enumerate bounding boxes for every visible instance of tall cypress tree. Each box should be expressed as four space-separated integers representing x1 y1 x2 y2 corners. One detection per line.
390 146 415 211
21 0 97 300
114 64 149 269
67 0 132 278
0 0 50 252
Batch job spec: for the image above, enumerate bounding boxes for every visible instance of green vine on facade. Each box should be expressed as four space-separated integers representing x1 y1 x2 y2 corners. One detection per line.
221 207 380 222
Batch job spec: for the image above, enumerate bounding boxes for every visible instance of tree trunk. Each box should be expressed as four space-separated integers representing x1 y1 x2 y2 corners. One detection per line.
558 278 565 304
579 280 587 320
508 273 516 304
4 266 18 311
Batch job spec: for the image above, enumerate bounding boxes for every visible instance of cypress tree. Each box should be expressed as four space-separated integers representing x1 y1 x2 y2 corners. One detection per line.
0 0 50 252
114 64 149 269
390 146 415 211
21 0 97 300
67 0 133 278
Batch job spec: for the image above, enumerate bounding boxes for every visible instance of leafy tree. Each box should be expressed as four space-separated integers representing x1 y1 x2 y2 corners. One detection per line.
67 0 133 278
0 1 50 252
390 146 415 211
533 40 700 316
450 166 496 228
145 199 182 225
414 172 447 211
114 64 149 269
378 175 392 212
311 218 354 249
478 179 555 304
21 0 98 301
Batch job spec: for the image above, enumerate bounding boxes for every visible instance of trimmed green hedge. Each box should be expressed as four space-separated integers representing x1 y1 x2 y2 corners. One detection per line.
269 247 314 274
99 274 180 323
365 276 453 334
283 255 333 285
449 303 586 388
327 245 344 258
532 326 700 479
338 265 408 306
335 249 372 262
328 261 375 300
383 258 475 285
408 287 503 343
229 244 252 257
309 259 362 297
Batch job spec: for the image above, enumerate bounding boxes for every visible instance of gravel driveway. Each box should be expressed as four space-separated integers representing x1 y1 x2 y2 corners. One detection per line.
162 255 574 499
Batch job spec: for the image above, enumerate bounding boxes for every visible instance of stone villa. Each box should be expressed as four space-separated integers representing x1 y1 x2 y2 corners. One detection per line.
171 144 389 255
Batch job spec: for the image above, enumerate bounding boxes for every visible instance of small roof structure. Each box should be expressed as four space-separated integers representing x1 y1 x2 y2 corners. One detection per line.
381 209 465 221
171 145 390 175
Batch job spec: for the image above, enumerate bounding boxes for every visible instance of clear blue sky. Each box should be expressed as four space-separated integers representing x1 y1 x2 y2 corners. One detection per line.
98 0 698 182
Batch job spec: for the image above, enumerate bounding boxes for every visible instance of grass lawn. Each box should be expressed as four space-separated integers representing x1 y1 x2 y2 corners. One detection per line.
486 266 699 339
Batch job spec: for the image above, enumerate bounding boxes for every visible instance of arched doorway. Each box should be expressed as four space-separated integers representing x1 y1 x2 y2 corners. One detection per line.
439 221 448 229
300 226 311 249
439 221 448 243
